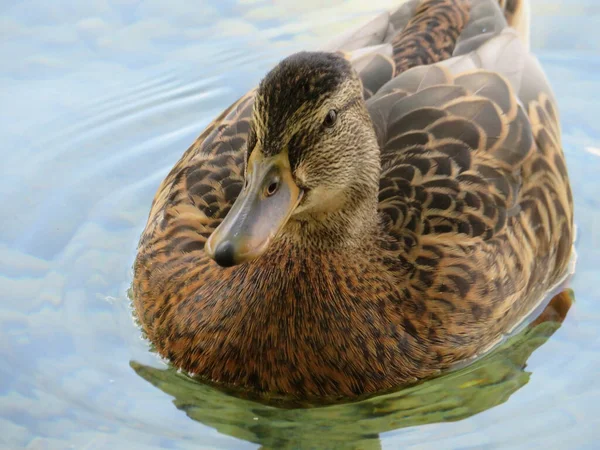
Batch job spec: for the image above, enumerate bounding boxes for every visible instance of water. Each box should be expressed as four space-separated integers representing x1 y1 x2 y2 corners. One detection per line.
1 1 599 448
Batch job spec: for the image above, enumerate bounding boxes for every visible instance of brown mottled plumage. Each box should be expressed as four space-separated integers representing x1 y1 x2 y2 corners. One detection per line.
132 0 573 401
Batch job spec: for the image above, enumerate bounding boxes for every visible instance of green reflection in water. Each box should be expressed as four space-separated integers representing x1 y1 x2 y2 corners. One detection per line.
131 290 573 450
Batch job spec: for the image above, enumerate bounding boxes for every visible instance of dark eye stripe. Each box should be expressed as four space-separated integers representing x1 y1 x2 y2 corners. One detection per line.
340 97 361 113
321 97 361 129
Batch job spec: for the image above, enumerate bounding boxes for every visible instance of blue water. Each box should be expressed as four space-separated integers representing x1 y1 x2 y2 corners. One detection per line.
1 1 599 448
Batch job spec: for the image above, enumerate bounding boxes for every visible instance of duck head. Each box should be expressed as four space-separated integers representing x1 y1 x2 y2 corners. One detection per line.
206 51 380 267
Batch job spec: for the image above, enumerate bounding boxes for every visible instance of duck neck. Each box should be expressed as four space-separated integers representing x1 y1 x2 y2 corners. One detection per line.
284 181 381 255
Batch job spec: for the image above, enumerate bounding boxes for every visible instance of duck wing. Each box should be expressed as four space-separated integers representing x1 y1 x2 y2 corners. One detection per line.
137 92 253 262
366 2 572 315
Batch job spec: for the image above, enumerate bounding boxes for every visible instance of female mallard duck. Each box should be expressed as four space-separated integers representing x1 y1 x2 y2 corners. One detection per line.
133 0 574 400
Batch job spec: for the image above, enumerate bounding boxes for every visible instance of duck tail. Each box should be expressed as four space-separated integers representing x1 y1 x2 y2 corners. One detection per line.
497 0 530 50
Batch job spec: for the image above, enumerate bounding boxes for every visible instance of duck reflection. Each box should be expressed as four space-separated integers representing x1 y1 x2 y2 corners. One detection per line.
131 289 573 450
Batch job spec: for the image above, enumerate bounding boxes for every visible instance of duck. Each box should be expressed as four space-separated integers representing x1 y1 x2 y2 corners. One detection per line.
132 0 574 401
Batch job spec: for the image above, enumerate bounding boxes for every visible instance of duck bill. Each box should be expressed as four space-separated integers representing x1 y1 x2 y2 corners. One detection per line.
205 150 302 267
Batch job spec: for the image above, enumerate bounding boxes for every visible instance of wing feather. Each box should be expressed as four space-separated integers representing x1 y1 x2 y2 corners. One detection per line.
138 93 254 259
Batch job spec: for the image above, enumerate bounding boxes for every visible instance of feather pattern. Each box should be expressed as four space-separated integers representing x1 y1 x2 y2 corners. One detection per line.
133 0 573 400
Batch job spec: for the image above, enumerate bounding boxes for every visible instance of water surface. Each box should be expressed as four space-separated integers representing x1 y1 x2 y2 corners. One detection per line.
1 1 599 448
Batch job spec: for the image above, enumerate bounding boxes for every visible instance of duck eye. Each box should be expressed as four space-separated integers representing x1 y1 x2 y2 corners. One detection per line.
265 180 279 197
323 109 337 128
